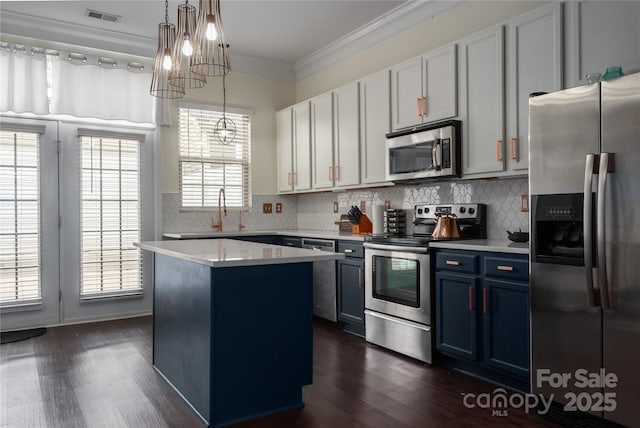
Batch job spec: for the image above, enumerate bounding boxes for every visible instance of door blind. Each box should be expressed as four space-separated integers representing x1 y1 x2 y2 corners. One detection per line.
0 130 41 304
80 136 141 297
178 107 251 209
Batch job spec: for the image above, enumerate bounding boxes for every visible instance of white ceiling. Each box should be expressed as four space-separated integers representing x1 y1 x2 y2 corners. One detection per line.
0 0 407 63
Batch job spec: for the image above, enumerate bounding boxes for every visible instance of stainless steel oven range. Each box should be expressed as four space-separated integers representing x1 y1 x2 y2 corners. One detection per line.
363 203 486 363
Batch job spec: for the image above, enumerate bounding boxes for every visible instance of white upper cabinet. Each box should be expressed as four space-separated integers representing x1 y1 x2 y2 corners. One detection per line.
458 26 506 176
310 92 334 190
292 101 312 191
391 44 457 131
565 1 640 88
360 69 391 185
506 3 563 172
333 81 360 188
276 107 294 193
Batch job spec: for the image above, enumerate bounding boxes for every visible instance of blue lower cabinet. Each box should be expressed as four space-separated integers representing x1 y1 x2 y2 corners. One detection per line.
435 272 479 360
337 259 365 330
482 279 530 378
434 249 530 390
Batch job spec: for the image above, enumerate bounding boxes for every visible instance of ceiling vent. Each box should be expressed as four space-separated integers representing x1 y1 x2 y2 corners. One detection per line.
85 9 121 23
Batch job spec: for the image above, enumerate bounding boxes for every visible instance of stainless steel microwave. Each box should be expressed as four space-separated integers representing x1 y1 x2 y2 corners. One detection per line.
385 120 461 182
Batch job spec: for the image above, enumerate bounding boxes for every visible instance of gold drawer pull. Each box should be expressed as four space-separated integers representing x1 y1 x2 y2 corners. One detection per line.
344 249 354 253
497 265 514 271
446 260 460 266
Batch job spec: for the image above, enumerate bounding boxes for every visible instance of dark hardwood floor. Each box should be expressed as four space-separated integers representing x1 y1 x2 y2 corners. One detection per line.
1 316 561 428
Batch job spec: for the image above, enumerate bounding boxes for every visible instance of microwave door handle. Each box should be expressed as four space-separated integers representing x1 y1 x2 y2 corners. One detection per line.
432 139 441 170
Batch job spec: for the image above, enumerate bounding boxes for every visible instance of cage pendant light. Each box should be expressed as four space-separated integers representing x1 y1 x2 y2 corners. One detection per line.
150 1 185 98
170 1 206 89
191 0 231 76
214 74 236 145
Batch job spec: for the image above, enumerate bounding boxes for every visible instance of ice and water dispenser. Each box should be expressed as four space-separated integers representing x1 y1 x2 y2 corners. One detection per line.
532 193 594 266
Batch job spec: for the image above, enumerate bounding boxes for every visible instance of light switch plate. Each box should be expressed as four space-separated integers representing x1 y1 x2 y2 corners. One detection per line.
360 200 366 213
263 203 272 214
333 201 338 213
385 200 391 209
520 194 529 212
275 202 282 213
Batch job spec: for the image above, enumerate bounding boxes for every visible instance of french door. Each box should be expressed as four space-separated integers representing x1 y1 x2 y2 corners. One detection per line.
1 117 156 330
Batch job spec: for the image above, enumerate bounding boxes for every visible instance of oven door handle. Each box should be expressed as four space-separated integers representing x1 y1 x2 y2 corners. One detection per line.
363 243 429 253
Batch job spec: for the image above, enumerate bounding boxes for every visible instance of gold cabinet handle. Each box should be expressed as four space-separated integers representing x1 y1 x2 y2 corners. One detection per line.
294 172 297 185
334 165 339 181
446 260 460 266
288 172 292 185
329 166 333 181
468 286 473 311
496 139 503 161
497 265 514 271
422 96 427 117
344 249 354 253
483 288 487 314
358 268 363 288
416 98 422 117
510 137 517 160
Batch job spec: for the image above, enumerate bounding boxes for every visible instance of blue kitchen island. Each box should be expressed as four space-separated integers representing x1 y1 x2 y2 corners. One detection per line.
136 239 344 427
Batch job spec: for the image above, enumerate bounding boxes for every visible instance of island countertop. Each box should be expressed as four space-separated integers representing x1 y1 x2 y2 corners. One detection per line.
136 238 345 268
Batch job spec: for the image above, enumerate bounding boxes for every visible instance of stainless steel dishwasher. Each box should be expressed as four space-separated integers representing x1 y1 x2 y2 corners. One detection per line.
301 238 337 322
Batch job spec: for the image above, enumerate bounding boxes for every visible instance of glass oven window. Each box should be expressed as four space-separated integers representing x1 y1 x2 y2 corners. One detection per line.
372 255 419 307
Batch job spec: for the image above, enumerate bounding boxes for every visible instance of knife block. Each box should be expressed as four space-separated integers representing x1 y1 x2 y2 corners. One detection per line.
351 215 372 234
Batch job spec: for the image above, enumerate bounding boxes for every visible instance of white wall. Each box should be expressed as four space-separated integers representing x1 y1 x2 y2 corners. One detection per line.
295 1 549 101
160 72 295 194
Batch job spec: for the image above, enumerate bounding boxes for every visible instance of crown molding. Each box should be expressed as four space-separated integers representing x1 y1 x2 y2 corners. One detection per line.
294 0 466 81
0 10 295 81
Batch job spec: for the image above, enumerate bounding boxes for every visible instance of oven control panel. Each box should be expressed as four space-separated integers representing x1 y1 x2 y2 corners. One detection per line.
414 203 484 221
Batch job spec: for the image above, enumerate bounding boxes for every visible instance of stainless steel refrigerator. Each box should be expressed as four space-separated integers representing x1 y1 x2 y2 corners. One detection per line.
529 72 640 427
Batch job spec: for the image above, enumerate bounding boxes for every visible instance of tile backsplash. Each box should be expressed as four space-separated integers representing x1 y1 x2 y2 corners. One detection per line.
163 177 528 239
163 193 298 233
296 177 529 239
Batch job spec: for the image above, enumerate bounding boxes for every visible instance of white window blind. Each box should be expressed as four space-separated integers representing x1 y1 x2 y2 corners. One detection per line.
80 135 142 297
0 129 41 304
178 107 251 209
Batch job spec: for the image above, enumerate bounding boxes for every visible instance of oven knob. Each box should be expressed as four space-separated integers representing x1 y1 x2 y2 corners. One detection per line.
417 208 423 214
468 207 475 215
424 207 430 214
459 207 466 214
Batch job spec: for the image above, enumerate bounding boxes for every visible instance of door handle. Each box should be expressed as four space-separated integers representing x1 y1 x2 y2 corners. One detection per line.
288 172 292 186
358 267 363 288
334 165 339 181
597 152 614 310
468 286 473 311
416 98 422 117
584 153 598 307
421 96 427 117
446 260 460 266
432 139 442 170
496 139 503 161
497 265 514 271
482 288 487 314
510 137 517 161
329 166 333 181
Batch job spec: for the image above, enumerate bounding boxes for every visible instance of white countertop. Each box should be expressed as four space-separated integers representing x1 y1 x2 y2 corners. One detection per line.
162 229 367 242
429 239 529 254
135 238 345 268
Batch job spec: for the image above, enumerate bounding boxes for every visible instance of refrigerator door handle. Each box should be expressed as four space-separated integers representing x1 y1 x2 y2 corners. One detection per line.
597 152 614 310
583 153 598 307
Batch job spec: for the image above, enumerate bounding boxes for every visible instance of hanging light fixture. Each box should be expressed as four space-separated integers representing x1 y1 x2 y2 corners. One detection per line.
170 0 206 89
150 0 185 99
213 74 236 144
191 0 231 76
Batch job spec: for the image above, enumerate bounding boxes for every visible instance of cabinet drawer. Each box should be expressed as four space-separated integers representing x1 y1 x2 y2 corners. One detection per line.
484 257 528 281
337 241 364 259
436 252 478 274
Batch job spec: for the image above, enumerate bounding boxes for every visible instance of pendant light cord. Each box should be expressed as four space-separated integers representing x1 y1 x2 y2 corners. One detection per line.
165 0 169 23
222 74 227 120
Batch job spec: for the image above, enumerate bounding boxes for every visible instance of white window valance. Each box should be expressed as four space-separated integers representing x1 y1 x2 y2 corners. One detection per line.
0 47 49 115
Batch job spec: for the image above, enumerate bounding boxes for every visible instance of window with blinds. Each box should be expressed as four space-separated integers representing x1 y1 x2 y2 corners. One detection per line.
0 130 41 304
80 135 141 297
178 107 251 209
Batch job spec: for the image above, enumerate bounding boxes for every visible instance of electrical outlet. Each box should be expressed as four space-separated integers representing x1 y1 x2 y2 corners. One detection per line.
275 202 282 213
333 201 339 213
520 194 529 212
360 200 366 213
385 200 391 209
263 203 272 214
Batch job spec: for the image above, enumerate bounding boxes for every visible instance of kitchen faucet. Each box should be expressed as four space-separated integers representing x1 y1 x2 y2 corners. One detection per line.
211 188 227 231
